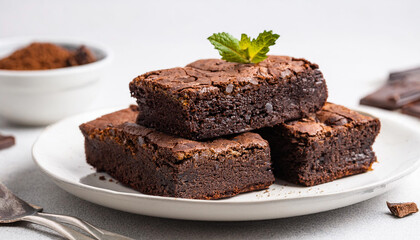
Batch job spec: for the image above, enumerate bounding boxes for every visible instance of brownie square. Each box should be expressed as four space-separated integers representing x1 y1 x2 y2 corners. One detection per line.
129 55 328 140
79 106 275 200
258 103 381 186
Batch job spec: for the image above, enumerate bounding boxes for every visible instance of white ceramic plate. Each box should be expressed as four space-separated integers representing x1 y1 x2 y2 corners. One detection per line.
32 106 420 221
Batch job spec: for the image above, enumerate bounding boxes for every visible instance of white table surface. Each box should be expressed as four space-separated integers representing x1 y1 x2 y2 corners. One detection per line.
1 0 420 239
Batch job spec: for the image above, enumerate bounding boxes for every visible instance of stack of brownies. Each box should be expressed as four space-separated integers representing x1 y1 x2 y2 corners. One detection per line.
80 55 381 199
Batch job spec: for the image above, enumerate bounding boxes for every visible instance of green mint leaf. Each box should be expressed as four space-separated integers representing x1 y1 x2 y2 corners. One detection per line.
239 34 251 50
208 31 280 64
208 32 250 63
247 30 280 63
239 34 251 60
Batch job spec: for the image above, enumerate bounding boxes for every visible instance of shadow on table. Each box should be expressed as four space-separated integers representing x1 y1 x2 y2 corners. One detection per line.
4 166 387 240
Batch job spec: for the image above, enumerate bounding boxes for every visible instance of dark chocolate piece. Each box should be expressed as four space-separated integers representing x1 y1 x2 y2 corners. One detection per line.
0 134 15 150
401 101 420 118
79 106 275 200
389 66 420 81
360 80 420 110
387 201 418 218
130 55 328 140
258 103 381 186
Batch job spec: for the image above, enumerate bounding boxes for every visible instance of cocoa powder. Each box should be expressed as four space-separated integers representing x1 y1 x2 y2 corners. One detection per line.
0 42 96 70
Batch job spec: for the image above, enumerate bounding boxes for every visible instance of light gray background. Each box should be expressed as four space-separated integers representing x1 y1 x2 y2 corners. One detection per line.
1 0 420 239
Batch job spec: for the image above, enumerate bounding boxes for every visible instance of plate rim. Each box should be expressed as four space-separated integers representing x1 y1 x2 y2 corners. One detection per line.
32 105 420 205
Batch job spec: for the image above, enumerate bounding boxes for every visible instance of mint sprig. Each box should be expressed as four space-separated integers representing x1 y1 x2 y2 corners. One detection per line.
208 31 280 64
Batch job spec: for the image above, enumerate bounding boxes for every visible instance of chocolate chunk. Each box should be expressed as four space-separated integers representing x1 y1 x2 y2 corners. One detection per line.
401 101 420 118
389 66 420 82
361 65 420 110
360 80 420 110
0 134 15 150
99 176 106 181
387 201 418 218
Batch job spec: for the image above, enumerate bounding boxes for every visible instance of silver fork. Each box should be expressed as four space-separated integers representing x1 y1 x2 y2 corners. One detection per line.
0 182 133 240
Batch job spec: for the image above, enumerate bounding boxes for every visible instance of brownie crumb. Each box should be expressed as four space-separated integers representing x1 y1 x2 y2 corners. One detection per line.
0 133 15 150
99 176 106 181
387 201 418 218
109 179 113 182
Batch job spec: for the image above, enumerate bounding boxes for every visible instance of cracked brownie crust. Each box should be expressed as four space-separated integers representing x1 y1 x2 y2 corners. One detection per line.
258 103 381 186
129 55 328 140
79 106 275 199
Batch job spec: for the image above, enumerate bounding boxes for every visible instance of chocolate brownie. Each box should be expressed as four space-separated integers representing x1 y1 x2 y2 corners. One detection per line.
359 80 420 110
258 103 381 186
129 55 328 140
79 106 274 200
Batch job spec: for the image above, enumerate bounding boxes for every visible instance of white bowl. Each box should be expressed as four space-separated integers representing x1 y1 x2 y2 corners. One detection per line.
0 37 113 125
